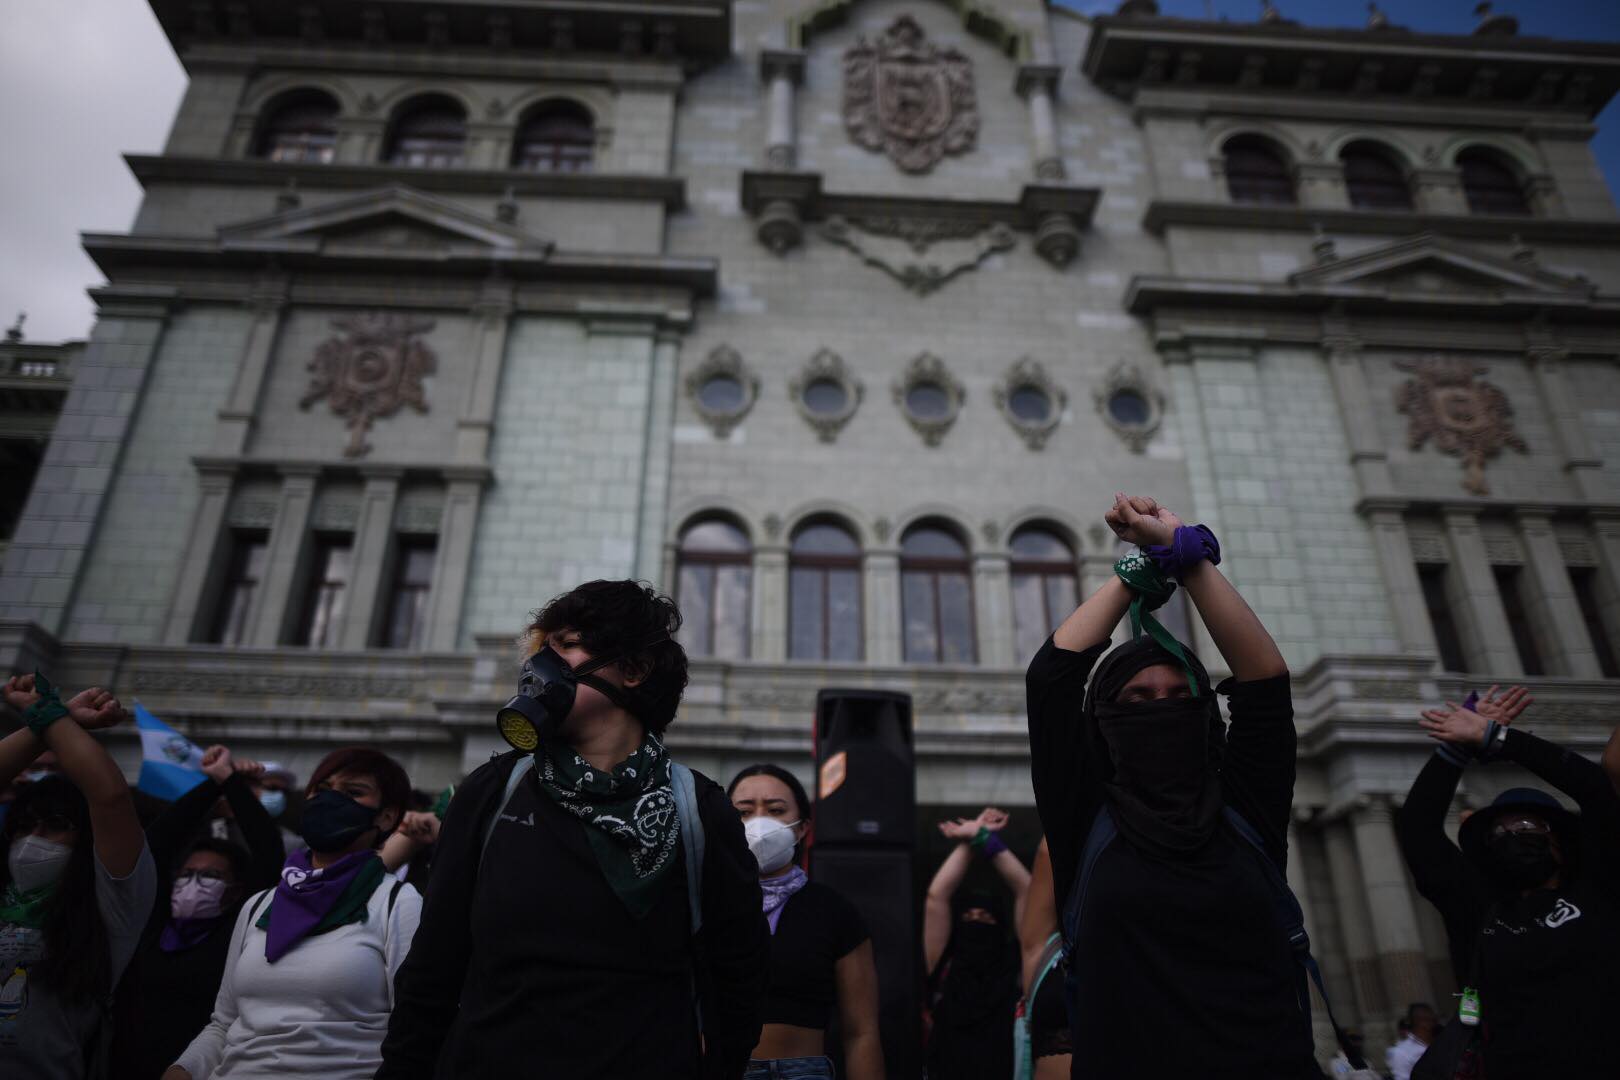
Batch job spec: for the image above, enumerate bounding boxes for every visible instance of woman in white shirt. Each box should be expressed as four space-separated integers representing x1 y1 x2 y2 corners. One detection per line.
164 747 422 1080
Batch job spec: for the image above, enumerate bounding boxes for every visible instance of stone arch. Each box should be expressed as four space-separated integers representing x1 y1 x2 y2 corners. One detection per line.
1439 134 1542 178
1205 121 1306 166
241 74 358 117
789 0 1029 60
1002 507 1087 559
782 500 877 549
1323 130 1420 170
893 505 976 553
504 88 614 129
668 498 763 547
374 82 481 125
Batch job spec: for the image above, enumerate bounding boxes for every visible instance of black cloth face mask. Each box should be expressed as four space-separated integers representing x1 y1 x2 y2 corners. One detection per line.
299 789 380 853
496 645 640 752
1095 697 1224 858
1481 832 1560 892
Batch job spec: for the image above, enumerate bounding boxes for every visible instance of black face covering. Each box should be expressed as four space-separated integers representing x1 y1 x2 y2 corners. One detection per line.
1083 637 1226 859
299 789 379 853
1481 832 1560 891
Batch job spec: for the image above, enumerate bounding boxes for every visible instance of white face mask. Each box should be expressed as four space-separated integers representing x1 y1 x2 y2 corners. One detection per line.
743 816 801 875
9 835 73 894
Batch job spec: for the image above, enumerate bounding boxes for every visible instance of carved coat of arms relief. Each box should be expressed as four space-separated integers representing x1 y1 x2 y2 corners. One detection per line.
300 312 436 458
844 15 978 174
1395 356 1526 496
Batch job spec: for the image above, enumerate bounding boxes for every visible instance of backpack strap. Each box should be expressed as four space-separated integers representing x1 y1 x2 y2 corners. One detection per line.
1221 806 1368 1072
479 753 537 865
671 762 705 936
239 888 274 956
1060 804 1118 960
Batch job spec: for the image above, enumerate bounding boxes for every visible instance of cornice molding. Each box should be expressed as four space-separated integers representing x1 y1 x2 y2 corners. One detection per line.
739 171 1101 232
126 155 688 209
1141 199 1620 243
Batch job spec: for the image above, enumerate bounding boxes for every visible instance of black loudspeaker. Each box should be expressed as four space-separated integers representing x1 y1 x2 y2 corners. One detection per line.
813 689 914 848
812 847 920 1079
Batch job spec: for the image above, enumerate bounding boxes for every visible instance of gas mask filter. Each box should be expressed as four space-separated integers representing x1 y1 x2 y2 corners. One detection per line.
496 638 664 752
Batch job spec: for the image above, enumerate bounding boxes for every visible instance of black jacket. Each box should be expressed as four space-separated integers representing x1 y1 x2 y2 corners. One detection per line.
376 750 768 1080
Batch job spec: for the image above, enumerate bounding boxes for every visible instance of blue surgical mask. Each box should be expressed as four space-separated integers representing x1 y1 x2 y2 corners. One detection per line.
258 790 287 818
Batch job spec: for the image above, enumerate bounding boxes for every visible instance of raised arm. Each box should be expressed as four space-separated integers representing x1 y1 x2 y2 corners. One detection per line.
1052 577 1131 655
3 675 145 877
982 810 1032 929
215 753 291 891
923 823 975 977
1019 839 1057 996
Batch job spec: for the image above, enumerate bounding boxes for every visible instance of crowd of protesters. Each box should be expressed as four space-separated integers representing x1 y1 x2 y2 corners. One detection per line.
1 493 1616 1079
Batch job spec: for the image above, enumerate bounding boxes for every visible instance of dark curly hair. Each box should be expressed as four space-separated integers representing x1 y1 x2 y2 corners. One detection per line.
524 580 689 733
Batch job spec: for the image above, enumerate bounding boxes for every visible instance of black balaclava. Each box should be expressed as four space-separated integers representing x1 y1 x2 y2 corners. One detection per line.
928 888 1019 1079
1082 636 1226 859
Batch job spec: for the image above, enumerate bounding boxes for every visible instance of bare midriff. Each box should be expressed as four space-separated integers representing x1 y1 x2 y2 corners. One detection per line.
749 1023 826 1060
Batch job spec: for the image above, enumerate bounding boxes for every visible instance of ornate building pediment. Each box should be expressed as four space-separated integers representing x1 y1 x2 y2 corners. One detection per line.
218 185 554 255
1288 233 1596 299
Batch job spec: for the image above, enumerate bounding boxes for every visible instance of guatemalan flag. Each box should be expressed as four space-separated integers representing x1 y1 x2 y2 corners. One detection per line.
134 703 208 800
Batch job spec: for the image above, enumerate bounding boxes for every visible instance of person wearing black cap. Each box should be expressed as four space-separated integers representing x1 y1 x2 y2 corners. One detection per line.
376 580 768 1080
1395 686 1620 1079
1026 493 1319 1079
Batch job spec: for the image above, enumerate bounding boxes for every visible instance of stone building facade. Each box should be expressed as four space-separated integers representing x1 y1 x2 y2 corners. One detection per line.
3 0 1620 1057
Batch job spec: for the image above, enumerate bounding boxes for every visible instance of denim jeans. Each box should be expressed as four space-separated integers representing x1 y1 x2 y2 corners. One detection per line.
741 1056 836 1080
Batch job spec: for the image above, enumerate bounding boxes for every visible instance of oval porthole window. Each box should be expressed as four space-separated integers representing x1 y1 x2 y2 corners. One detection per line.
905 382 951 420
697 374 745 414
1107 389 1151 427
1008 385 1053 424
802 377 849 416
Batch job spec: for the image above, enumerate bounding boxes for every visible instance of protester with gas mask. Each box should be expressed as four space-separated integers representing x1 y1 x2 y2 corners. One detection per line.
377 580 767 1080
1395 685 1620 1079
163 747 420 1080
1026 493 1321 1078
728 763 882 1080
113 743 285 1078
923 807 1029 1080
0 673 155 1079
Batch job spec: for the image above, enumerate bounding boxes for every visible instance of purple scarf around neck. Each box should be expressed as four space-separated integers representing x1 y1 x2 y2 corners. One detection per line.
760 866 808 934
263 848 377 963
159 915 222 953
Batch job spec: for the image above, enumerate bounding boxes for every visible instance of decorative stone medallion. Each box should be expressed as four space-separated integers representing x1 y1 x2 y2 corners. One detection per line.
994 357 1067 449
844 15 978 174
685 344 759 438
790 348 864 442
1395 355 1526 495
1093 361 1164 453
893 352 965 446
820 216 1014 295
300 312 436 458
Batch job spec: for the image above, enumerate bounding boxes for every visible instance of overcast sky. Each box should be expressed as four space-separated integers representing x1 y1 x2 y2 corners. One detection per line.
2 1 1617 343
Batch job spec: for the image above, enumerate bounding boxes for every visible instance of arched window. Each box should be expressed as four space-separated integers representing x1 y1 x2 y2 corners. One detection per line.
676 518 751 659
1457 148 1530 215
1009 526 1078 663
512 101 595 172
788 520 863 662
1340 141 1412 210
386 96 467 168
256 90 339 163
1222 135 1295 205
900 523 975 664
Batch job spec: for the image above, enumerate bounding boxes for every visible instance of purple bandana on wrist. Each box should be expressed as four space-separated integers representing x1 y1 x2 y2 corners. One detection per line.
1143 524 1221 583
159 915 222 953
263 848 378 963
981 832 1008 858
760 866 809 935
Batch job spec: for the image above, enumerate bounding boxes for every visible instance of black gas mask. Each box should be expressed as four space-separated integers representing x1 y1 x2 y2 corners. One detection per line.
495 639 662 752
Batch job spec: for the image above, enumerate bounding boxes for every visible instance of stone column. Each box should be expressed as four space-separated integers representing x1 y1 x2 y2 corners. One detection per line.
250 466 321 646
1350 798 1434 1017
0 297 170 633
1516 512 1601 676
1441 508 1523 675
162 465 239 643
337 469 403 650
636 333 680 587
1592 513 1620 659
1294 162 1349 209
759 50 805 169
423 472 486 652
1526 343 1605 501
1322 819 1384 1026
454 281 514 465
1015 65 1064 180
1367 508 1440 657
1321 331 1396 499
1525 174 1565 218
751 543 789 662
864 548 902 666
466 122 506 170
332 118 373 164
1410 167 1469 214
972 551 1015 668
212 281 288 457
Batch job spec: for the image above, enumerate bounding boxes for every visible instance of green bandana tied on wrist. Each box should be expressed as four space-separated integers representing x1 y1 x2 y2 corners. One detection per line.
23 670 70 739
1113 550 1201 698
536 732 680 919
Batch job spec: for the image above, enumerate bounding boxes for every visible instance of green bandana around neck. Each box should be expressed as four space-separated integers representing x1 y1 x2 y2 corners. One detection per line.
535 732 680 919
1113 549 1200 697
0 882 55 929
